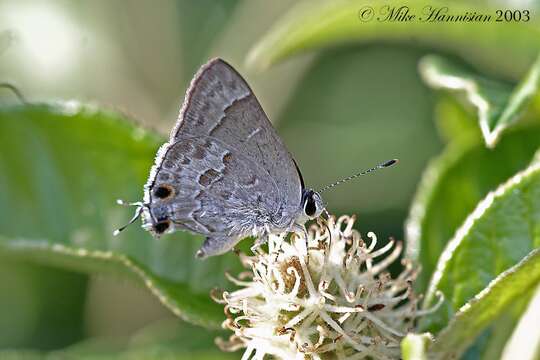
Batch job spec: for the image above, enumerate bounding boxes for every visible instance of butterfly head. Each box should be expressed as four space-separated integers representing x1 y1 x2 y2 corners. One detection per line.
301 189 325 220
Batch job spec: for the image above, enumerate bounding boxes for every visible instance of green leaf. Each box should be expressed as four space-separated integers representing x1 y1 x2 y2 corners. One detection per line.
0 103 243 328
401 333 432 360
247 0 540 79
54 318 236 360
0 349 235 360
432 96 482 144
428 249 540 360
0 258 87 349
0 317 237 360
0 350 44 360
477 300 531 360
405 126 540 291
500 284 540 360
419 54 540 147
422 158 540 334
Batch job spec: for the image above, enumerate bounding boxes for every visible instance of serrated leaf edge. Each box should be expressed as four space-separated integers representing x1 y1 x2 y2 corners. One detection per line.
419 55 540 148
2 239 220 329
405 140 477 261
419 56 495 147
424 160 540 305
429 249 540 359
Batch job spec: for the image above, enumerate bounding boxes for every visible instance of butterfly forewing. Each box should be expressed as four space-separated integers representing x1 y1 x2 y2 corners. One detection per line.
170 59 301 206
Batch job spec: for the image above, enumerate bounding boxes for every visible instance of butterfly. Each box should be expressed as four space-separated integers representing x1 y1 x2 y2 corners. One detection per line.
115 58 397 259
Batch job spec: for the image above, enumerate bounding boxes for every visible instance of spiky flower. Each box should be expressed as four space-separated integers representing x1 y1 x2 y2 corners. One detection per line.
213 215 440 360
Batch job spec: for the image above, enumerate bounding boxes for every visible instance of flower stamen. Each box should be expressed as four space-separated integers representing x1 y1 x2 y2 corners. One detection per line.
214 215 432 359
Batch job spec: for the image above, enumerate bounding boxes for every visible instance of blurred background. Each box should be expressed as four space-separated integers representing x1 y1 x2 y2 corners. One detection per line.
0 0 462 355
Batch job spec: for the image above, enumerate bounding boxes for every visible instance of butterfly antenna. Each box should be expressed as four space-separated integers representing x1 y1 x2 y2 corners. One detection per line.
113 200 145 236
318 159 398 193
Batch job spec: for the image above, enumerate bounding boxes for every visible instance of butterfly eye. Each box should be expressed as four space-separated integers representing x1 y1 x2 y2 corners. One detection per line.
304 196 317 217
154 184 175 200
154 220 170 234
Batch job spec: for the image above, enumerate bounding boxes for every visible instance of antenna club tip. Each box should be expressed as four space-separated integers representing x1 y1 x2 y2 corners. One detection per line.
382 159 399 167
113 229 121 236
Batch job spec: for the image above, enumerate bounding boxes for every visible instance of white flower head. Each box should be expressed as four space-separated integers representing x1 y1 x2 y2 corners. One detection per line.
213 215 439 360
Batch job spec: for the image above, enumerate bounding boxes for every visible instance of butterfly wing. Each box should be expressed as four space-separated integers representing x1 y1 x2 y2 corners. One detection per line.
170 58 301 202
143 59 302 256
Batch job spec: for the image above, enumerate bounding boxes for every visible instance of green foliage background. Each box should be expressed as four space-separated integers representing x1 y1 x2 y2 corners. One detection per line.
1 0 539 359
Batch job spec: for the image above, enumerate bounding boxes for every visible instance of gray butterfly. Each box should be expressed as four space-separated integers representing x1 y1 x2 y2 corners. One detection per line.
115 58 396 259
116 58 324 258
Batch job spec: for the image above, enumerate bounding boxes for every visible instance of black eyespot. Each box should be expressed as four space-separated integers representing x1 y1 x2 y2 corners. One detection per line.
154 221 170 234
304 196 317 217
154 184 174 199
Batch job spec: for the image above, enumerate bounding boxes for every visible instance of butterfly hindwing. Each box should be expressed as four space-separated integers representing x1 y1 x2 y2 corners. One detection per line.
149 136 280 236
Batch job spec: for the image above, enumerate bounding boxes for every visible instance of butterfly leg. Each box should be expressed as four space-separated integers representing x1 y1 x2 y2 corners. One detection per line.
196 236 238 259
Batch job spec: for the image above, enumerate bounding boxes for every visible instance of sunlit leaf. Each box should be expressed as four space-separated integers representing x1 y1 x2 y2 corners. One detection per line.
401 333 431 360
247 0 540 80
500 284 540 360
428 249 540 360
0 103 243 328
419 54 540 147
405 126 540 290
422 157 540 335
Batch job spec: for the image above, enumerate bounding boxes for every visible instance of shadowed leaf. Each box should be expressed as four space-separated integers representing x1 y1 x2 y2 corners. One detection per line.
0 102 243 328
